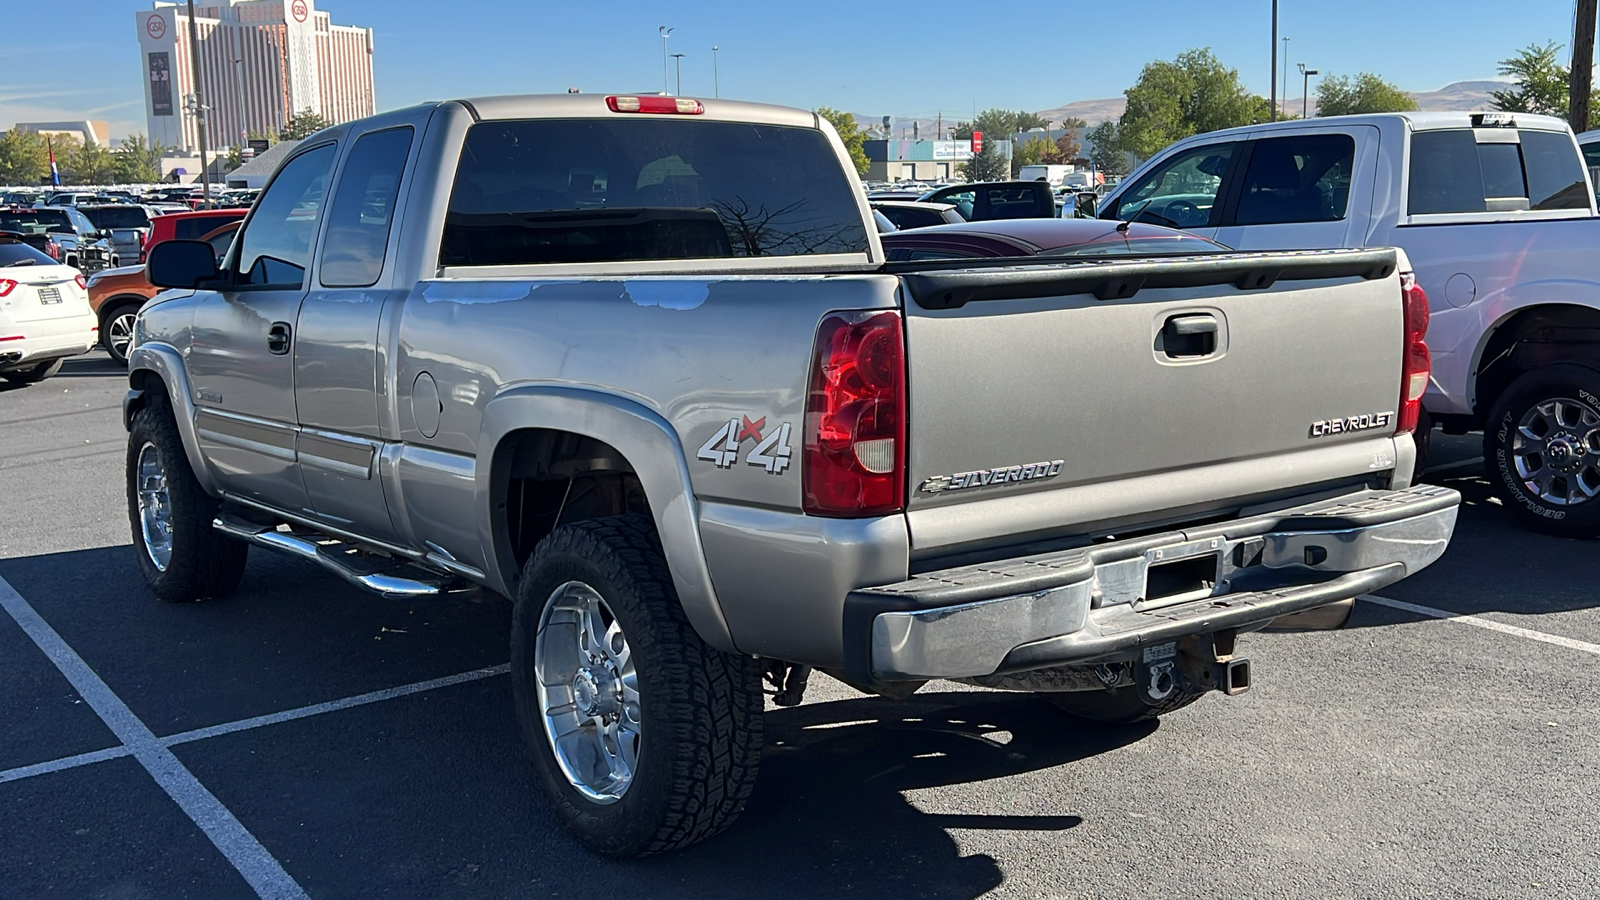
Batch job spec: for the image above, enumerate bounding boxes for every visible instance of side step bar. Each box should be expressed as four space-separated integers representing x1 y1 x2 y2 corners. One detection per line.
213 514 475 601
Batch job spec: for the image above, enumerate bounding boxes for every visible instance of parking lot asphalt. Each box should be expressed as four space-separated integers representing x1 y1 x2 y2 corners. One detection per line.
3 353 1599 900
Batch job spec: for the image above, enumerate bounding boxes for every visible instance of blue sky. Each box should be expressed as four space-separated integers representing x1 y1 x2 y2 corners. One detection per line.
0 0 1589 140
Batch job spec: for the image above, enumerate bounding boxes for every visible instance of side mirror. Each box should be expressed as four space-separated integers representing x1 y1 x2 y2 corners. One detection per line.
147 239 221 289
1074 192 1098 218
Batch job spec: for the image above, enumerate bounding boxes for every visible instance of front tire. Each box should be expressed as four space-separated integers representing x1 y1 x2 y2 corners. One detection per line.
1484 364 1600 537
101 301 142 365
511 514 763 857
126 393 248 601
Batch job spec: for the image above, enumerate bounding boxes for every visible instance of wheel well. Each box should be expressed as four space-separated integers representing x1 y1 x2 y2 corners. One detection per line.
99 296 146 324
124 368 168 427
1474 304 1600 419
492 429 650 579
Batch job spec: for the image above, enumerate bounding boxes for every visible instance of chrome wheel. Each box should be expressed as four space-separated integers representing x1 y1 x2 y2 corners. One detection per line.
533 581 641 804
135 441 173 571
106 310 137 362
1511 398 1600 506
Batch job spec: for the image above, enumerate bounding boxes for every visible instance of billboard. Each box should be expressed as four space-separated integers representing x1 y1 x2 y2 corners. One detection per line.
149 52 173 117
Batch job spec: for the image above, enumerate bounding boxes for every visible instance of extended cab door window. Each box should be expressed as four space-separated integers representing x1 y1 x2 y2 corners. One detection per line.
235 143 337 287
319 127 413 287
1106 142 1237 231
1232 133 1356 225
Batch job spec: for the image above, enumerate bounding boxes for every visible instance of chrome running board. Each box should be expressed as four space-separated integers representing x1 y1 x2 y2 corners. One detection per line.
213 514 476 601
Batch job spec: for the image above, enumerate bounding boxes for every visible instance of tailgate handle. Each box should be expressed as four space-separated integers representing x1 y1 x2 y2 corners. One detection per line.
1160 314 1218 358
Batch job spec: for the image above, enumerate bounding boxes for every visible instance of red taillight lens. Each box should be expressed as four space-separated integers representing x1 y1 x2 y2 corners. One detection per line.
0 279 15 297
45 242 60 260
1396 272 1431 434
606 95 705 114
74 274 87 290
803 311 906 516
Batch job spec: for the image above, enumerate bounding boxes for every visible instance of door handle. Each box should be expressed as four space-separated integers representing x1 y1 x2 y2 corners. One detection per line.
267 321 292 356
1160 314 1219 358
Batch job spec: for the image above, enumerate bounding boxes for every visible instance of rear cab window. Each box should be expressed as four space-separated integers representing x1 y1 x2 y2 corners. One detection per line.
0 238 54 266
1407 125 1591 217
440 118 869 267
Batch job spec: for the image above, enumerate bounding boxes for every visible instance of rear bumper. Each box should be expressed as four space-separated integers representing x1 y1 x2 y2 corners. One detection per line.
847 484 1459 682
0 315 97 370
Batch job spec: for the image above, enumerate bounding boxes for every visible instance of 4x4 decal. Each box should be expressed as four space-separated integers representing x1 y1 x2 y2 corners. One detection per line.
697 416 793 475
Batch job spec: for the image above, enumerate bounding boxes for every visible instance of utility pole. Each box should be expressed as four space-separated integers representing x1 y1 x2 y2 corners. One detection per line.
186 0 211 204
711 46 720 98
937 113 942 140
671 53 686 96
1573 0 1597 133
1269 0 1279 122
658 26 673 94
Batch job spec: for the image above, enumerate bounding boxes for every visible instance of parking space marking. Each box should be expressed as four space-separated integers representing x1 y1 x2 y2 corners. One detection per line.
0 576 310 900
1362 594 1600 657
0 746 133 784
162 663 511 747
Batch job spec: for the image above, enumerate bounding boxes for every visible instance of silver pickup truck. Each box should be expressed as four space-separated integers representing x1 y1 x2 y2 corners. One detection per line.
125 94 1460 857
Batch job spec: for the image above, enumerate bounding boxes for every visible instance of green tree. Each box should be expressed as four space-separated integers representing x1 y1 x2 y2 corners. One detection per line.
0 128 49 184
1315 73 1419 116
1489 41 1600 128
1087 120 1130 178
113 133 166 183
815 107 869 177
1118 48 1269 159
278 108 332 141
41 134 82 184
959 140 1008 181
1014 137 1061 175
67 141 116 185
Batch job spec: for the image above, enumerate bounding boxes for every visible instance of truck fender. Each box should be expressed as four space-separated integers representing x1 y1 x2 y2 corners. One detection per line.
1468 288 1600 411
476 384 738 654
125 342 219 495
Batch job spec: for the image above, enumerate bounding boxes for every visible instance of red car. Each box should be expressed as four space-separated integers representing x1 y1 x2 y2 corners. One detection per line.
139 208 246 262
880 217 1228 261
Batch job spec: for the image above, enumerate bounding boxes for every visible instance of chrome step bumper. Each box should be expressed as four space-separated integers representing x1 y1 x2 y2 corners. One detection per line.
214 514 474 601
848 485 1460 681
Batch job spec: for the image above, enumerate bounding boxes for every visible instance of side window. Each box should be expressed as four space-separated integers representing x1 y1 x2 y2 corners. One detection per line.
1111 142 1235 228
1408 129 1591 215
320 127 413 287
1580 142 1600 202
1234 134 1356 225
1522 131 1590 210
235 143 336 287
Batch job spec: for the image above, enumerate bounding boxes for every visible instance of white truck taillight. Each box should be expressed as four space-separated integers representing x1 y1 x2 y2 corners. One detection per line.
1396 272 1431 434
802 310 906 516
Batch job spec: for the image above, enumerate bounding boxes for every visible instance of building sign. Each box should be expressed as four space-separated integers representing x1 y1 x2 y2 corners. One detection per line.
931 141 974 161
972 131 983 153
149 52 173 117
247 138 270 153
146 14 166 39
291 0 309 22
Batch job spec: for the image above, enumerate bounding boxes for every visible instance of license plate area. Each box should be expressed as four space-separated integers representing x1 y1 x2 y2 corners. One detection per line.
38 287 61 305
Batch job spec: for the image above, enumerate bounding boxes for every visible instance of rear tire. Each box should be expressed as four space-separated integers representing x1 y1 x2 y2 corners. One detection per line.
511 514 763 857
126 392 248 601
1484 364 1600 538
1040 686 1204 724
2 358 63 385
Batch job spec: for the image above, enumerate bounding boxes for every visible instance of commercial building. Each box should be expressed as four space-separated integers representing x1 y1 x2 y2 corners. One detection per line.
15 121 112 147
134 0 375 154
863 139 1013 183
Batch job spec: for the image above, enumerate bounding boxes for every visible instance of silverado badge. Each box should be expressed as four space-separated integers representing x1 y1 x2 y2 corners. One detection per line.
920 459 1065 494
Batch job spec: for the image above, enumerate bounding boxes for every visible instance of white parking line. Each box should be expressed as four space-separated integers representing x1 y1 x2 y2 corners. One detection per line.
0 576 310 900
1361 594 1600 656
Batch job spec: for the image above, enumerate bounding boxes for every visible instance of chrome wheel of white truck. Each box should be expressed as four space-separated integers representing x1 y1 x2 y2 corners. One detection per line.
511 514 763 857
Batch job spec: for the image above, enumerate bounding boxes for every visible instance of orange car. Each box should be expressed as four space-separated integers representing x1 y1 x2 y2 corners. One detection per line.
88 220 239 364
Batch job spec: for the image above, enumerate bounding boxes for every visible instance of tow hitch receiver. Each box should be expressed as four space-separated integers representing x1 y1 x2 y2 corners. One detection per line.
1137 631 1251 705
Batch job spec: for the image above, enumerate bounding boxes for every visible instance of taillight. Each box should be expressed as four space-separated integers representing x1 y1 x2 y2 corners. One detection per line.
803 311 906 516
1396 272 1431 434
45 242 60 260
606 95 704 114
0 279 15 297
74 274 87 290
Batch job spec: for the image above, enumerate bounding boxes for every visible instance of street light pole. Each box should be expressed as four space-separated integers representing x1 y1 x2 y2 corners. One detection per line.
711 46 719 98
1299 64 1319 119
1269 0 1279 122
658 26 673 94
671 53 686 96
1281 37 1290 117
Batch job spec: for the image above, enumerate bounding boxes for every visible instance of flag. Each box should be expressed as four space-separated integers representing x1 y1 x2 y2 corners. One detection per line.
47 136 60 186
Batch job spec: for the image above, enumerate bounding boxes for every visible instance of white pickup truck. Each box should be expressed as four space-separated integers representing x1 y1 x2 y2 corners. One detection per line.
1099 112 1600 536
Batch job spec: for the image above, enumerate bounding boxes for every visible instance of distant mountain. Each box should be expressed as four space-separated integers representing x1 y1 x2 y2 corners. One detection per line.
856 80 1512 139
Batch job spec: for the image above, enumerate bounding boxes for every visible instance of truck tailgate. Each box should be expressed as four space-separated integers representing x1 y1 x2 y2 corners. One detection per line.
898 250 1406 552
